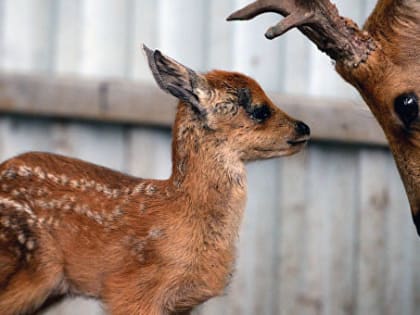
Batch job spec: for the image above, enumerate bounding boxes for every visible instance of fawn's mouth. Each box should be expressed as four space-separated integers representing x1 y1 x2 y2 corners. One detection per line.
287 137 310 146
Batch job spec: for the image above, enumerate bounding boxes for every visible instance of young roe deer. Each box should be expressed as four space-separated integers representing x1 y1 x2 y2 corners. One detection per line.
228 0 420 236
0 46 310 315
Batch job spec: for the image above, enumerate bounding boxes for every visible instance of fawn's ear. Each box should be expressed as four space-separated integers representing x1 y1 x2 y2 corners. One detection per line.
143 45 208 115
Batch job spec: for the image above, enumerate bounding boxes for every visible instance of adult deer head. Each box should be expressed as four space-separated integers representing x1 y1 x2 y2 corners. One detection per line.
228 0 420 236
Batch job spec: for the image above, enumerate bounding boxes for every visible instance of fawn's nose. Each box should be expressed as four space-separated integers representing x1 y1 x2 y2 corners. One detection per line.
295 121 311 136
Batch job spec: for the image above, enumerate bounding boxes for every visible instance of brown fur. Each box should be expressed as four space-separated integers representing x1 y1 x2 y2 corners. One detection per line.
0 48 309 315
335 0 420 234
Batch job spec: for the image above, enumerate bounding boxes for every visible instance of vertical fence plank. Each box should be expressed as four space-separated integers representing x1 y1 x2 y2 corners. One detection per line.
80 0 129 77
282 30 311 95
0 117 55 159
276 152 308 315
411 224 420 315
54 0 83 75
231 0 285 91
206 0 235 70
2 0 54 72
248 160 278 315
53 122 126 171
296 146 330 315
128 0 159 81
356 148 389 315
0 0 4 67
126 127 172 179
324 147 358 315
157 0 206 71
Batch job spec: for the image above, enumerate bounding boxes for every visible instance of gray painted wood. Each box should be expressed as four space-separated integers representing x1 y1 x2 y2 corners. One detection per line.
356 148 389 315
206 0 235 70
231 0 285 91
128 0 159 81
54 0 83 75
1 1 419 315
80 0 129 77
276 152 308 315
2 0 54 72
126 127 172 179
157 0 206 71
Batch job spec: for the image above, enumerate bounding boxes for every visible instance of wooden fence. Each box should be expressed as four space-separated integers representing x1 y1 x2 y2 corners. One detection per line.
0 1 418 315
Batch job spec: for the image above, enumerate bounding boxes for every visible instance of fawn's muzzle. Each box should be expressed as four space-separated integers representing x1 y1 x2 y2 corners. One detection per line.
295 121 311 136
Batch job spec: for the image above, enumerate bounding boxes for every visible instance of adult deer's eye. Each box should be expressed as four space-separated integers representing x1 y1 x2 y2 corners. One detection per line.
394 93 418 127
250 104 271 122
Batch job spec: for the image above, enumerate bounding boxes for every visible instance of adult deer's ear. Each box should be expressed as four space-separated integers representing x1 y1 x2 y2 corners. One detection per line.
143 44 208 115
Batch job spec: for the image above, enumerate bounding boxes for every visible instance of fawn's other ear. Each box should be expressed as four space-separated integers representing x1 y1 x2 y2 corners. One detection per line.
143 44 208 115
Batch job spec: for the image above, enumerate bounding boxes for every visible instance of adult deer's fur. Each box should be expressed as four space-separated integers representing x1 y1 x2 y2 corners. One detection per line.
228 0 420 235
0 46 310 315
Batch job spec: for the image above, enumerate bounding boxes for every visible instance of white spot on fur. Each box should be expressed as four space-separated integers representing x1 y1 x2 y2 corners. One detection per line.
0 198 36 219
26 239 35 250
17 233 26 244
33 167 46 180
18 165 32 177
145 184 156 195
148 228 163 239
132 182 146 194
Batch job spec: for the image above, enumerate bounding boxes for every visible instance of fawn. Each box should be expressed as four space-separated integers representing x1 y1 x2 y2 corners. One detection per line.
228 0 420 236
0 46 310 315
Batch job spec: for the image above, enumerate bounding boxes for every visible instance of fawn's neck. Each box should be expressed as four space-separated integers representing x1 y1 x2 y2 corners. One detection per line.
168 110 247 244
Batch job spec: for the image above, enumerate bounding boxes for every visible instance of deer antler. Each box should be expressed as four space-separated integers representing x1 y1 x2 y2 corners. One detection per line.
227 0 377 68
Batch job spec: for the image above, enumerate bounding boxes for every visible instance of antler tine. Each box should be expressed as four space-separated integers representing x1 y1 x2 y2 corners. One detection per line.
227 0 377 68
227 0 285 21
265 11 315 39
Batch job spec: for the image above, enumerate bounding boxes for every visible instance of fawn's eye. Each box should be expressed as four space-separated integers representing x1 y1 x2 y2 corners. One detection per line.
249 104 271 122
394 93 418 127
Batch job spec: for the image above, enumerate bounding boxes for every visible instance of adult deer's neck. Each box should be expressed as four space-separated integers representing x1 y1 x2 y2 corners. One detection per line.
387 135 420 234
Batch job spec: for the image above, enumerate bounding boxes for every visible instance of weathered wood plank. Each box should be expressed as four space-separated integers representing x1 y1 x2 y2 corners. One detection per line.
411 223 420 315
2 0 54 72
275 152 308 315
128 0 159 81
356 148 389 315
158 0 206 71
0 116 55 159
206 0 235 70
54 0 83 74
0 73 387 145
80 0 129 77
53 122 126 171
282 29 311 95
232 0 285 91
323 146 358 315
126 127 172 179
296 146 328 315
